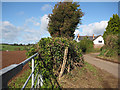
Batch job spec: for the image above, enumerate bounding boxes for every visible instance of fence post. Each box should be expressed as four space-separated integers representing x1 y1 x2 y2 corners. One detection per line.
59 47 68 79
32 58 34 87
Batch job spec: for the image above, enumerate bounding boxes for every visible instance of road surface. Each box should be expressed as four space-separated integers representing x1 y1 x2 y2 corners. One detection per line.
84 53 120 79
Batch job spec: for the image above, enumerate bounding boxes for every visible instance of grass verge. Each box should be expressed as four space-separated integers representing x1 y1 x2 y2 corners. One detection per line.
8 62 119 88
8 69 31 88
97 55 120 64
58 61 119 88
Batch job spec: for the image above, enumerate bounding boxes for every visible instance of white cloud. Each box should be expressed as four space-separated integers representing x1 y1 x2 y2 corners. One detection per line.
1 19 108 44
22 30 41 44
75 21 108 36
0 21 22 43
1 14 50 44
25 17 40 26
22 14 50 44
40 14 49 35
41 4 52 11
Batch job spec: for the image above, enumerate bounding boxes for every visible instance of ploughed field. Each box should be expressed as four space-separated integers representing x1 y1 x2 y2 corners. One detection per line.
1 51 27 69
1 50 30 83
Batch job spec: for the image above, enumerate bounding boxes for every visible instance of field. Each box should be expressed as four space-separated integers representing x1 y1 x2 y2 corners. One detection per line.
1 51 27 69
1 50 30 85
0 44 26 51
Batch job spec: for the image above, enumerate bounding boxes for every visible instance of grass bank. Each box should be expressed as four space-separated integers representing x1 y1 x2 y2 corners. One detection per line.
8 68 31 88
8 62 119 88
58 62 119 88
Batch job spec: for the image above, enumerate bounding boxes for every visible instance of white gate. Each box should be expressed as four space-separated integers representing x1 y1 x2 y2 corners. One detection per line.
0 52 43 89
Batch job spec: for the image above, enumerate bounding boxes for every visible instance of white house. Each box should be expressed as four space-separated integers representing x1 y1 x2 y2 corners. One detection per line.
76 34 104 48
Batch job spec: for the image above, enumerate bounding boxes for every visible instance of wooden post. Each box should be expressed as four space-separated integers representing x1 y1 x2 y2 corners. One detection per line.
59 47 68 79
67 65 70 73
67 54 71 73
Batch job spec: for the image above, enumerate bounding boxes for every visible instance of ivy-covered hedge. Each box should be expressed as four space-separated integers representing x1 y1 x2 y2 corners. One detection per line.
26 37 83 88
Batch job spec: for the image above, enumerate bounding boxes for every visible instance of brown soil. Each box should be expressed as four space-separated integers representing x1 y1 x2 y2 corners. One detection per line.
58 64 120 88
1 51 30 84
1 51 27 69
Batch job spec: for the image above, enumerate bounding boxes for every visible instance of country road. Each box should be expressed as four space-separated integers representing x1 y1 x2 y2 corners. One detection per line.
84 53 120 79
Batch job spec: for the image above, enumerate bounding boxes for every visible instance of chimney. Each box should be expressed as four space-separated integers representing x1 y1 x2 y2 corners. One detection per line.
93 34 94 39
77 34 80 38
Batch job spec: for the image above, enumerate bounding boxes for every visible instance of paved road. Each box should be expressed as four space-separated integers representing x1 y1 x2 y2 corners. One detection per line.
84 53 120 79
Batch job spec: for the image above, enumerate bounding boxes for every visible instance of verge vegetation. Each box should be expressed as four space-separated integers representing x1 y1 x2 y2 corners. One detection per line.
99 14 120 62
8 62 119 88
77 37 100 54
26 37 84 88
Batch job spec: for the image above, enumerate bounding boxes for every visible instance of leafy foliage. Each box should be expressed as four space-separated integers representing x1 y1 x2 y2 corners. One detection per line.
105 34 118 50
77 37 94 53
100 47 117 57
48 2 84 39
100 14 120 59
26 37 83 88
100 34 119 58
103 14 120 42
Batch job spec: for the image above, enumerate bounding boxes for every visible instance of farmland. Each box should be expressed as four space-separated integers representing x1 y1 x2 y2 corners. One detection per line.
1 51 27 69
0 44 26 51
1 50 30 86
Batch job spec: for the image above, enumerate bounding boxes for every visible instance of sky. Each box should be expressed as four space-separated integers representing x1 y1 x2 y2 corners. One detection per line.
0 1 119 44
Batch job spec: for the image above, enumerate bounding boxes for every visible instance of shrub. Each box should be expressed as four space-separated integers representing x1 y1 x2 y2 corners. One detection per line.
105 34 118 50
118 33 120 55
26 37 83 88
99 34 119 58
77 37 93 53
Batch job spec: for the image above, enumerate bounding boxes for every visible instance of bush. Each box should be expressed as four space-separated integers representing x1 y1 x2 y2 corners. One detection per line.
77 37 93 53
100 48 117 57
105 34 118 50
26 37 83 88
118 33 120 55
99 34 119 58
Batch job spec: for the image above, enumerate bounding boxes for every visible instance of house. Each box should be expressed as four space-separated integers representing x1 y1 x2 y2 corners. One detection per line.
76 34 104 48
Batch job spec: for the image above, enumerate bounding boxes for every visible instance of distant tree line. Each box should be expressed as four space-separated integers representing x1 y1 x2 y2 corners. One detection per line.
1 43 35 46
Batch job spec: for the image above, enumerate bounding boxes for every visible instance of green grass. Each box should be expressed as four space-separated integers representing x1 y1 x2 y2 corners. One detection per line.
8 68 32 88
86 48 101 54
64 61 98 80
84 62 97 76
0 44 26 51
8 68 45 88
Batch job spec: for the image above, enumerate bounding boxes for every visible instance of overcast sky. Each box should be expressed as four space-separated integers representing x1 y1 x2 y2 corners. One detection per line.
1 1 119 44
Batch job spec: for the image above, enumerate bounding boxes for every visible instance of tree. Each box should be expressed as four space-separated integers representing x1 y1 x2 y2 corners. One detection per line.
77 37 93 53
48 2 84 39
103 14 120 41
102 14 120 56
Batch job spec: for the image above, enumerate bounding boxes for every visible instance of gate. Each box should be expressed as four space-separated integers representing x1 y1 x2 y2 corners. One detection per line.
0 52 43 89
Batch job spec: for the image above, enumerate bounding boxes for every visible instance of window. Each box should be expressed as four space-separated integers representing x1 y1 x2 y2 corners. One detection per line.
98 40 102 43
